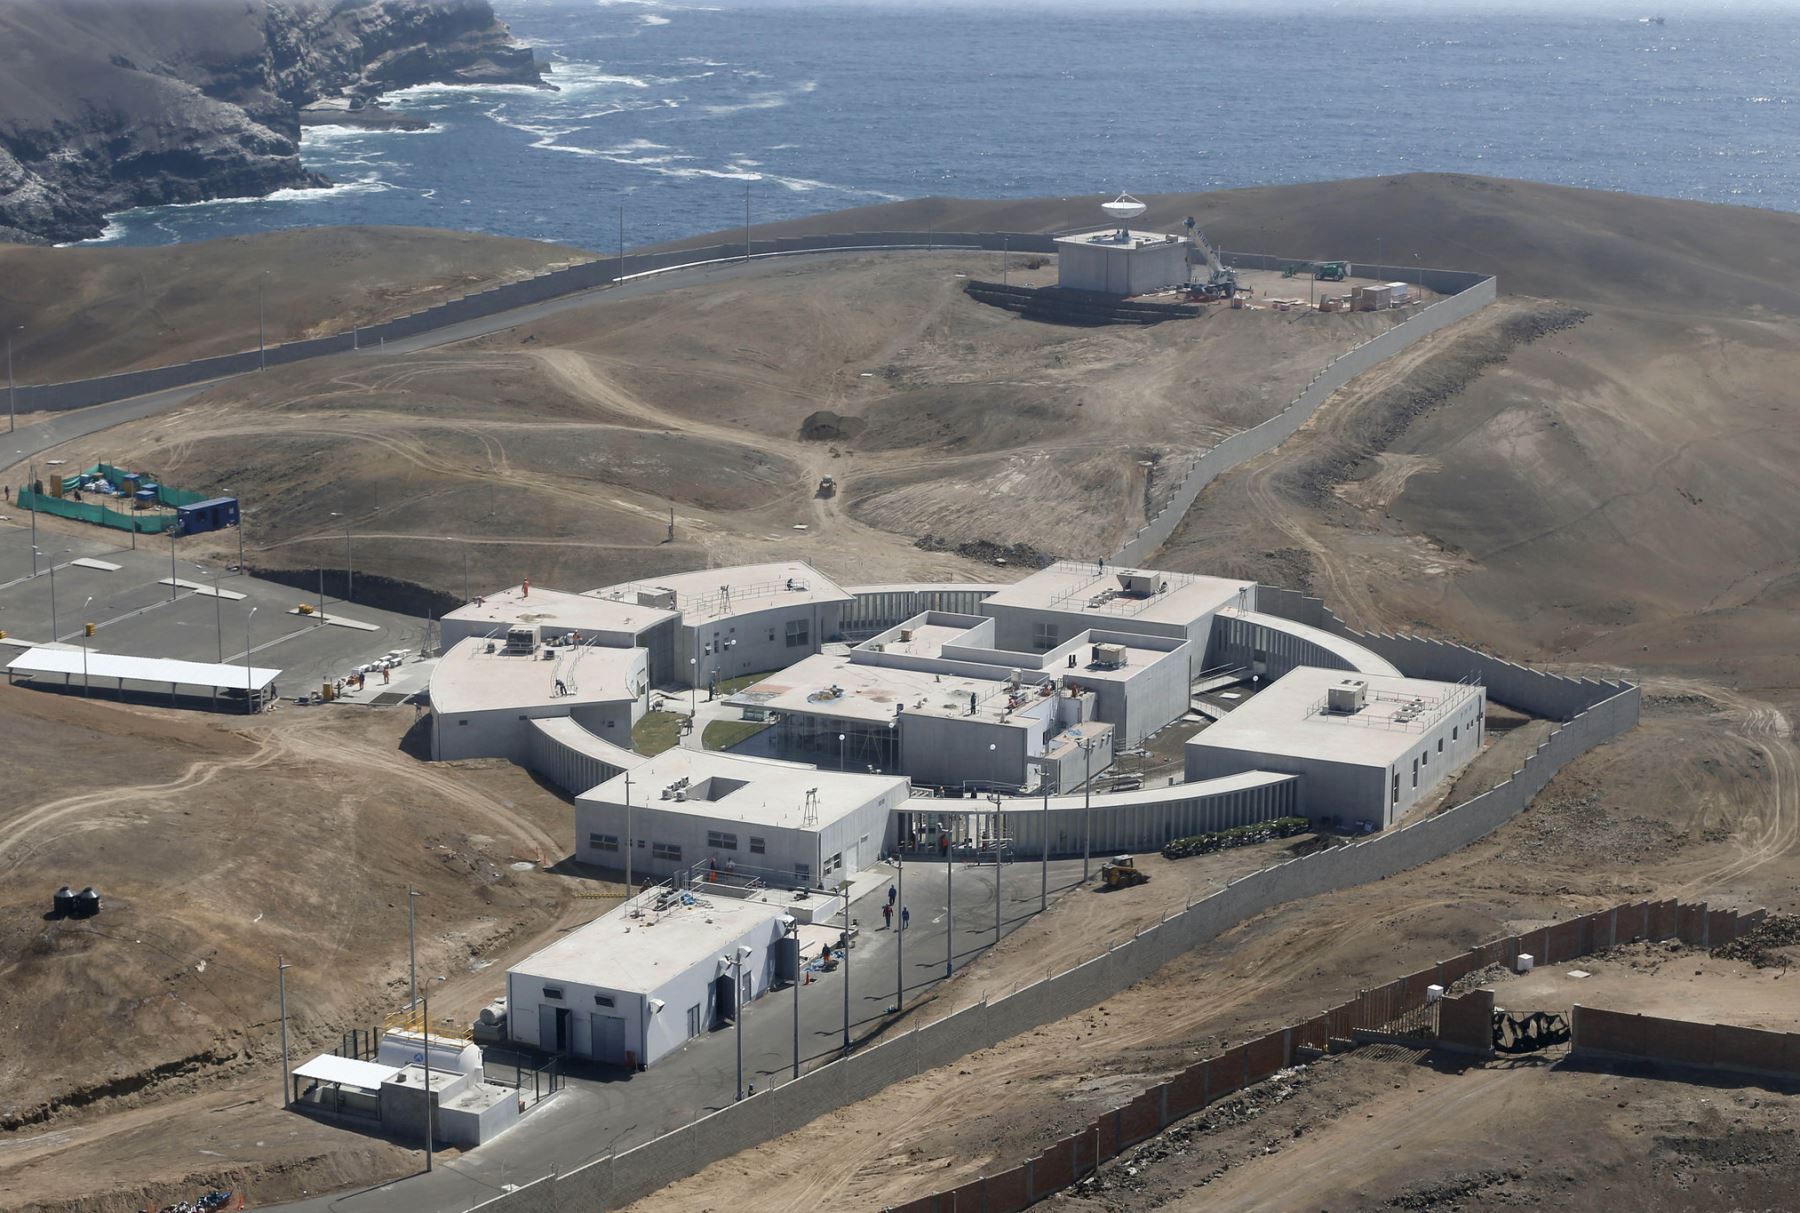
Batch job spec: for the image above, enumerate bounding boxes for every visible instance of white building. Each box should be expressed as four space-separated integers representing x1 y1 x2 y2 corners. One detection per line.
1184 667 1486 830
506 893 793 1067
575 749 908 888
1055 228 1189 296
441 583 675 660
429 634 648 763
590 561 853 690
980 561 1255 678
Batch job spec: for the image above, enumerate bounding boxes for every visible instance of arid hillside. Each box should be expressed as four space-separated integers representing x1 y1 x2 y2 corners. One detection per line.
0 226 588 382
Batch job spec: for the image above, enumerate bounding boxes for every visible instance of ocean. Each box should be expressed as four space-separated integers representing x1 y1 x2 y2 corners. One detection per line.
84 2 1800 250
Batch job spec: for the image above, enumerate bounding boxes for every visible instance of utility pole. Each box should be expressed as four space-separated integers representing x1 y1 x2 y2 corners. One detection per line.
618 204 625 284
209 567 223 662
1001 234 1008 288
245 607 257 713
422 996 434 1172
990 793 1002 946
258 277 267 372
1041 769 1051 912
945 822 954 979
733 948 747 1101
841 883 851 1053
791 921 801 1081
894 853 904 1012
624 771 634 896
277 956 292 1108
408 889 422 1008
1082 740 1096 882
744 183 751 263
169 528 177 602
6 326 19 434
80 596 93 696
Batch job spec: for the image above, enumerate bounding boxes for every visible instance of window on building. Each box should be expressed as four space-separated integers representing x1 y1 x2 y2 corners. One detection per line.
827 851 843 874
707 830 739 851
594 994 615 1008
795 862 811 885
458 719 468 726
1030 622 1058 652
687 1004 702 1039
1392 771 1400 804
785 618 810 648
1437 738 1444 754
1411 758 1419 789
589 833 620 852
653 842 682 862
1452 726 1459 742
749 836 766 854
543 986 564 1001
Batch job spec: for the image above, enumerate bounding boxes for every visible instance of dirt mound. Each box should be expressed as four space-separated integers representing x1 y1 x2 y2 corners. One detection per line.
915 534 1056 569
799 410 866 442
1712 914 1800 969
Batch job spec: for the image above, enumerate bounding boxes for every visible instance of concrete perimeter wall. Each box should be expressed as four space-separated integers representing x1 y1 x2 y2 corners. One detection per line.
465 644 1643 1213
1112 270 1497 567
881 898 1761 1213
1572 1002 1800 1080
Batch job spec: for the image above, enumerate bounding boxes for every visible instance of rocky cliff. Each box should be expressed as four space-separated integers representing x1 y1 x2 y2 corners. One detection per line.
0 0 544 244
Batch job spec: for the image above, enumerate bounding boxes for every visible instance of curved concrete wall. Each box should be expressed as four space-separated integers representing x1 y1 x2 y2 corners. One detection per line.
527 716 643 796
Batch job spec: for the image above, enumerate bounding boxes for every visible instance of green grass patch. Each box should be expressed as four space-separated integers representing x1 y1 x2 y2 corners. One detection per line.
704 718 774 751
632 710 685 757
715 670 780 697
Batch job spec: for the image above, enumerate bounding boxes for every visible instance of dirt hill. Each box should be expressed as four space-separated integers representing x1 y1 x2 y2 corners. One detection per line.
0 226 589 383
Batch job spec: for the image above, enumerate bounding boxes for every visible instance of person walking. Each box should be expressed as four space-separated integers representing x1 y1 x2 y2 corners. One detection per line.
887 884 896 908
899 905 909 931
882 902 893 930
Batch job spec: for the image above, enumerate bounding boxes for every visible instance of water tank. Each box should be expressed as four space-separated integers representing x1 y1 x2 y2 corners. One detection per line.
477 997 508 1027
73 886 101 917
53 886 75 915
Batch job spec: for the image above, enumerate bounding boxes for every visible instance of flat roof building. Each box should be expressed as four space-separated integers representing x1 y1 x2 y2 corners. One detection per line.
576 748 908 889
1185 667 1486 830
981 561 1254 678
441 583 675 651
1055 228 1189 296
590 561 854 689
506 892 796 1069
429 635 647 763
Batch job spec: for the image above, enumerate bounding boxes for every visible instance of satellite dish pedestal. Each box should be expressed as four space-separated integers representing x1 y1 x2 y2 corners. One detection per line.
1100 192 1148 241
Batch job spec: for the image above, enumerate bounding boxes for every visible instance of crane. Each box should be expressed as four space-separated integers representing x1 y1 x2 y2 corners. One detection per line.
1183 217 1240 299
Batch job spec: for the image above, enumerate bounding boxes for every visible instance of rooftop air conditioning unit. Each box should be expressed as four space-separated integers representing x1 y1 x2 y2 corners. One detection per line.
1327 679 1367 714
1117 572 1158 597
1093 643 1128 668
899 629 915 642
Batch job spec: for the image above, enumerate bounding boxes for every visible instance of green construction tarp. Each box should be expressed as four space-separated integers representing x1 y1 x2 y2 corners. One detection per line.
19 488 177 533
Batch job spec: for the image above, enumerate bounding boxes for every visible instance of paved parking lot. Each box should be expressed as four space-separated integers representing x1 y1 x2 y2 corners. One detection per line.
0 521 432 697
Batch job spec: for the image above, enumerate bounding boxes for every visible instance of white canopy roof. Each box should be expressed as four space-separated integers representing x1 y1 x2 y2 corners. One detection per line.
6 647 280 691
293 1053 402 1090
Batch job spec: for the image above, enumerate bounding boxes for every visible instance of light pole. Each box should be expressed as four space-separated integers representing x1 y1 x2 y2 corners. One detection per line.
731 944 752 1100
618 203 625 285
945 817 954 979
80 596 93 696
840 882 851 1054
330 512 352 602
838 732 846 772
198 565 223 662
36 546 65 640
258 274 268 372
277 955 292 1107
990 792 1003 946
408 888 422 1009
421 994 434 1172
893 852 906 1012
789 919 801 1080
624 770 634 896
244 606 257 712
6 325 20 434
462 543 470 604
169 527 178 601
744 182 751 263
79 593 94 691
25 456 36 555
1080 737 1098 882
1041 768 1053 913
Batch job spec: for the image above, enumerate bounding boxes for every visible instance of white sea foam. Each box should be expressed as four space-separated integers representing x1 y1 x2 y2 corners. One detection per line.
640 13 671 25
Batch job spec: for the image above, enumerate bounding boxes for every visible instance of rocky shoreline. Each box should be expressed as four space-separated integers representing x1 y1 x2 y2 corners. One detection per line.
0 0 546 245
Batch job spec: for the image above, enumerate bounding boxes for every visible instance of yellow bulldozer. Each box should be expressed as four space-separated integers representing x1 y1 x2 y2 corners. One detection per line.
1099 855 1148 889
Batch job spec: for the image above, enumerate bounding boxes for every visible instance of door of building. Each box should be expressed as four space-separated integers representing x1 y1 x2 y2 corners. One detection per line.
592 1013 627 1064
538 1005 571 1052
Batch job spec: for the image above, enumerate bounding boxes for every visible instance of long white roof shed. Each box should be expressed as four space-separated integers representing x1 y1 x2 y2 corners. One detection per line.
6 647 281 691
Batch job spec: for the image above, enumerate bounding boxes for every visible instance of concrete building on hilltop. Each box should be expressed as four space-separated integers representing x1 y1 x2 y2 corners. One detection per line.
1055 228 1189 296
429 634 648 763
1184 667 1486 830
575 749 908 888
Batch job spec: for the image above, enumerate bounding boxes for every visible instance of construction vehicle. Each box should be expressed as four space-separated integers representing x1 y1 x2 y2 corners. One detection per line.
1183 217 1240 300
816 475 836 498
1314 261 1349 282
1099 855 1149 889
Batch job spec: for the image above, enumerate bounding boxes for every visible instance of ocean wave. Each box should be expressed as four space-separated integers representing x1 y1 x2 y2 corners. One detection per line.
701 81 817 117
63 217 129 247
640 13 671 25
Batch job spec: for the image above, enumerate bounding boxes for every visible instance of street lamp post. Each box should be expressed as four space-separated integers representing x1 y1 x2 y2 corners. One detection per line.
408 889 422 1009
624 770 634 896
945 818 954 979
80 596 93 695
422 995 434 1172
6 326 20 434
789 920 801 1081
990 792 1003 946
202 565 223 662
277 955 292 1107
245 606 257 713
729 945 752 1101
169 528 178 601
840 882 851 1054
894 853 904 1012
329 513 352 603
258 276 267 372
1080 738 1098 882
36 546 63 640
838 732 846 772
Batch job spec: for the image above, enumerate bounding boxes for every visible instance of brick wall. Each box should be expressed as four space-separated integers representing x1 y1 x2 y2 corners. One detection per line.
1572 1006 1800 1079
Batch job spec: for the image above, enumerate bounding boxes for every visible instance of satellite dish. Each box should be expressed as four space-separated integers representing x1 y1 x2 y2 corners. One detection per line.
1101 192 1148 223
